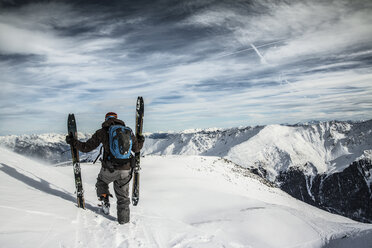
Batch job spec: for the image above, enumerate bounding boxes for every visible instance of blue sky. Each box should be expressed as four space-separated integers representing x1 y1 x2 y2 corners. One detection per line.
0 0 372 135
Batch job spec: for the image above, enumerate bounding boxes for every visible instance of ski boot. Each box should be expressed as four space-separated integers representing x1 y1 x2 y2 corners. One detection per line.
99 193 111 215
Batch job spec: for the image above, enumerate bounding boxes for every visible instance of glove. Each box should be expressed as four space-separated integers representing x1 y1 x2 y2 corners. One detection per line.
65 134 76 145
137 134 145 143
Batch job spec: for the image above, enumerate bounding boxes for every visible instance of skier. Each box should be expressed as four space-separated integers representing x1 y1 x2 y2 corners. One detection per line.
66 112 145 224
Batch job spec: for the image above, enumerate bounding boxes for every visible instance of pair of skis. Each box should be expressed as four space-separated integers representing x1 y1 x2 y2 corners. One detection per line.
67 96 144 209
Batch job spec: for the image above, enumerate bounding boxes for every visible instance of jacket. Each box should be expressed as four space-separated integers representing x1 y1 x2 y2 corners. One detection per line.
74 118 144 170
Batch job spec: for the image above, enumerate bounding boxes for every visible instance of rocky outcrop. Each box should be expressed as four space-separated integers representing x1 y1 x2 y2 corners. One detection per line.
277 159 372 223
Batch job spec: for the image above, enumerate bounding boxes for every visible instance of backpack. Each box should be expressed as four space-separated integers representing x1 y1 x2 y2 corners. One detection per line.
107 125 133 163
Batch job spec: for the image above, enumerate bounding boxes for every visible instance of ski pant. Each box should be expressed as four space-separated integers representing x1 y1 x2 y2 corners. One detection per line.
96 167 132 220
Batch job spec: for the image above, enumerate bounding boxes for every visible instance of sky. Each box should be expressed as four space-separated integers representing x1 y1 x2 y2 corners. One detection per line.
0 0 372 135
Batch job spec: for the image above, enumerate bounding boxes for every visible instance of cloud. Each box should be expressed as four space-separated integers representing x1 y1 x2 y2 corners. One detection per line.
0 0 371 135
185 1 372 60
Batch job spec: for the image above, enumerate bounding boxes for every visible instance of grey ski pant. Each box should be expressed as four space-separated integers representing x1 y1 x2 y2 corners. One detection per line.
96 168 132 211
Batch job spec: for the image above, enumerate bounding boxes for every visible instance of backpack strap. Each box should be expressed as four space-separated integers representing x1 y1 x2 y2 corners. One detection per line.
93 146 103 164
118 168 134 188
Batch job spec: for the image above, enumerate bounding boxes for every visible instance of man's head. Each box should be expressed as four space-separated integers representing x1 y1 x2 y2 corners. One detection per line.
105 112 117 121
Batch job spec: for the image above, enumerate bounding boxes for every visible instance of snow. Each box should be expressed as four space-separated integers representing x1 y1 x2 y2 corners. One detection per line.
143 120 372 181
1 147 372 247
1 120 371 182
0 132 91 147
180 127 226 134
227 124 328 180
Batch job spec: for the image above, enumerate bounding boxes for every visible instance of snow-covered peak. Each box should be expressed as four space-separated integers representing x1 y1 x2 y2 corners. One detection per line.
0 132 92 164
144 120 372 180
180 127 227 134
0 132 91 147
227 123 348 180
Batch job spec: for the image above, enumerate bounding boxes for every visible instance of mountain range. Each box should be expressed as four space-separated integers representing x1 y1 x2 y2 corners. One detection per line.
1 120 371 223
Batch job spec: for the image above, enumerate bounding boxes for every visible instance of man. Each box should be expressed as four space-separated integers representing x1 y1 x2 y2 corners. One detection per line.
66 112 145 224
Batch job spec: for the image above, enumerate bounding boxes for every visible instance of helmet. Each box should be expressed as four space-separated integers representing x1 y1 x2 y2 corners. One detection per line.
105 112 117 121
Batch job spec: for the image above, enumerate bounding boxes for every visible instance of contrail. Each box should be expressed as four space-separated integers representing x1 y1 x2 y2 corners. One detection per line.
250 43 267 64
213 40 284 59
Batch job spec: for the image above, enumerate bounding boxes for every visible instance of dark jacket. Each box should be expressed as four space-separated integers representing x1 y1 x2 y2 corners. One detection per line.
74 118 144 170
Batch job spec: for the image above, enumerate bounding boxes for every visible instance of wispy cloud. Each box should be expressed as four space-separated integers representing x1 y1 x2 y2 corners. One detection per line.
0 0 371 135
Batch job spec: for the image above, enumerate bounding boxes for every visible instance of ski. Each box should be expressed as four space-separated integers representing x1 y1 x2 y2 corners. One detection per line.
132 96 144 206
67 114 85 209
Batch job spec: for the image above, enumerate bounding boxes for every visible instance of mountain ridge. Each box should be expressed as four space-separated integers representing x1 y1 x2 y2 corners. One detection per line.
0 119 371 222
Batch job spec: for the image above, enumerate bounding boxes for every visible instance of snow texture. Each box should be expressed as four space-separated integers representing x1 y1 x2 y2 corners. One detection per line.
1 147 372 248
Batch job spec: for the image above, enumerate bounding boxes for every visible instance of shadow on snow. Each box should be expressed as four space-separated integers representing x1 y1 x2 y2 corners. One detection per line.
0 162 115 220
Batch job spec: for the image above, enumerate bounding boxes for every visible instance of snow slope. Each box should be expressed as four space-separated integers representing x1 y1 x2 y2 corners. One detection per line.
1 147 372 248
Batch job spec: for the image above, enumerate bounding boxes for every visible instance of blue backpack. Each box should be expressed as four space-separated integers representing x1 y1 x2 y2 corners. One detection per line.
107 125 133 161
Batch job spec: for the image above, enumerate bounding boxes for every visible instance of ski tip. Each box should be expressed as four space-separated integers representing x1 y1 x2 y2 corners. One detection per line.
68 113 76 121
136 97 144 113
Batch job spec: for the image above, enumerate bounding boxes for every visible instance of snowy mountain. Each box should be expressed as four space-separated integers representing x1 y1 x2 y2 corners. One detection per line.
0 120 371 223
145 121 372 223
143 120 372 223
0 133 93 164
1 146 372 248
144 120 372 178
